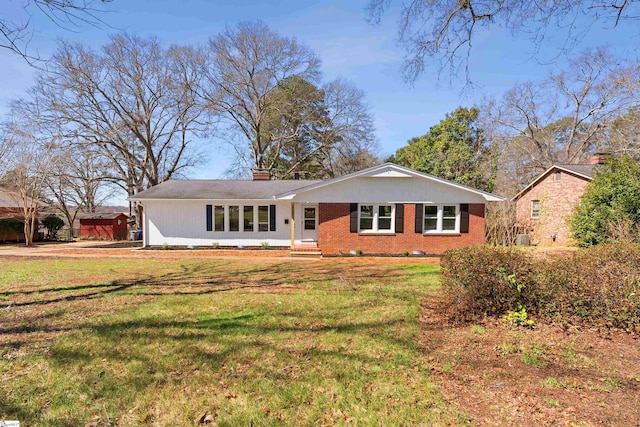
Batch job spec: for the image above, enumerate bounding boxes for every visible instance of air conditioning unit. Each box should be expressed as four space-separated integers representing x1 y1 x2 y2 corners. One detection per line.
516 234 530 246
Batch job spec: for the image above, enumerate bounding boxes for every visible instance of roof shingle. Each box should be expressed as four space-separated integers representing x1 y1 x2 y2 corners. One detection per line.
130 179 321 200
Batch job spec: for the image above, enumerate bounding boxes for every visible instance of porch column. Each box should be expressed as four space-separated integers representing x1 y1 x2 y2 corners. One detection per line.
290 203 295 248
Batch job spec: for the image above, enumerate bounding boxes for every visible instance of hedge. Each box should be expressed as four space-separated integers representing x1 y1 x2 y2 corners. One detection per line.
440 243 640 332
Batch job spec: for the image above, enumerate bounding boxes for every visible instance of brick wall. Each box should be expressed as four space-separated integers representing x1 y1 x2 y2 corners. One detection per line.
515 170 590 245
0 207 22 219
0 207 34 242
317 203 485 256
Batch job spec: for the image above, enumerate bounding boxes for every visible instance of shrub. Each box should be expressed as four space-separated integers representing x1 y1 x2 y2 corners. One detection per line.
570 155 640 247
441 243 640 332
41 215 65 239
440 246 538 322
542 243 640 331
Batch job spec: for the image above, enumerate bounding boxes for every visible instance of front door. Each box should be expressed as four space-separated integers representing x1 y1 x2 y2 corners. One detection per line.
301 205 318 242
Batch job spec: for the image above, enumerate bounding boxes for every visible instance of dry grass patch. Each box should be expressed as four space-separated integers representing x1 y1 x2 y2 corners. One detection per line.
421 294 640 426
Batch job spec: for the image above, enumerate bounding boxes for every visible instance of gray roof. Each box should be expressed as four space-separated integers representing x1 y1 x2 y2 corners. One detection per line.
0 188 41 208
130 179 322 200
556 164 598 178
78 212 129 220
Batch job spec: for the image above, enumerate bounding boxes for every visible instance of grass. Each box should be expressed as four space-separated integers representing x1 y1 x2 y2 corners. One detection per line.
0 257 459 426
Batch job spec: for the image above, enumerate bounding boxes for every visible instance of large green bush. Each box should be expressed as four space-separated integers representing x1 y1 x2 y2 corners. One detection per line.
41 214 65 239
441 243 640 332
570 155 640 247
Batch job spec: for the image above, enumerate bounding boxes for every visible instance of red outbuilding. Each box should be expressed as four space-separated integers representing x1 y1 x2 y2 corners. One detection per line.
79 213 129 240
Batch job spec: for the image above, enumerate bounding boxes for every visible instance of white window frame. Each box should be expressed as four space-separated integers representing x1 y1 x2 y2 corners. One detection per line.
423 204 460 234
214 205 225 232
531 200 540 219
257 205 269 232
215 205 271 233
358 204 395 233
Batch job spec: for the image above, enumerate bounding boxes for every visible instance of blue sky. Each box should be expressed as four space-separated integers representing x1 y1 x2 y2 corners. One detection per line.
1 0 638 187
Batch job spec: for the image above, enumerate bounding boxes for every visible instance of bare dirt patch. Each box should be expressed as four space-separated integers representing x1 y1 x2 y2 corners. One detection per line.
420 295 640 426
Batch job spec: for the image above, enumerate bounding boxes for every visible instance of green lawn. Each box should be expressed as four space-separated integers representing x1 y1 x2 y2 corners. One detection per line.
0 257 460 426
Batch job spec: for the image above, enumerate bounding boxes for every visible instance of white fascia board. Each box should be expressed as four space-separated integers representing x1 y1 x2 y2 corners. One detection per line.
128 197 278 202
276 163 505 202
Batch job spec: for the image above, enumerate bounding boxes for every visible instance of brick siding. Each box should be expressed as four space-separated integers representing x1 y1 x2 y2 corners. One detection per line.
317 203 485 256
515 170 590 245
0 207 36 242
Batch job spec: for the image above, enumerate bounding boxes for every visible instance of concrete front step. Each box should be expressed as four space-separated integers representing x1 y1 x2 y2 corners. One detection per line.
290 246 322 257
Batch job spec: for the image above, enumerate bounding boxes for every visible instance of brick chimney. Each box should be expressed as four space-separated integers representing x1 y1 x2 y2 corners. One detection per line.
252 169 270 181
589 153 609 165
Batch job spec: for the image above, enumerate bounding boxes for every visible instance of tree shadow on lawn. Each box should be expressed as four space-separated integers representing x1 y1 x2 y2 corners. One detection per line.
0 262 406 308
0 262 415 358
0 261 426 425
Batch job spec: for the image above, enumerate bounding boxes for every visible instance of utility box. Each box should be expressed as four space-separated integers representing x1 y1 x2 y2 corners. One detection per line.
516 234 531 246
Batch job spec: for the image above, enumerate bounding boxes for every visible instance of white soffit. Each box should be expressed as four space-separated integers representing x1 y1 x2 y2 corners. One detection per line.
366 169 413 178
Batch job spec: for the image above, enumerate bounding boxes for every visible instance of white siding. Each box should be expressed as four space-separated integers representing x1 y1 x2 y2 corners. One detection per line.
290 176 487 204
142 199 292 247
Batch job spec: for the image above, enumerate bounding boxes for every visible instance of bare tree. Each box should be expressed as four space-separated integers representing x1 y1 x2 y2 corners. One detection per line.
1 104 58 245
261 76 379 179
367 0 638 83
1 0 113 62
45 144 113 239
486 48 637 194
35 33 209 226
0 125 14 176
321 78 379 177
606 65 640 156
608 107 640 156
203 21 322 174
203 21 378 178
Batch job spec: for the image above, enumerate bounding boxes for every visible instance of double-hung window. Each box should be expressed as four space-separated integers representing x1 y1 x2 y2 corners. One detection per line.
423 205 459 233
359 204 394 232
258 206 269 232
243 206 254 232
210 204 271 232
229 206 240 231
531 200 540 219
214 206 225 231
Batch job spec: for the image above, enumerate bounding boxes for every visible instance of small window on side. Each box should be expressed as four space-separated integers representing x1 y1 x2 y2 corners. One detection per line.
554 171 562 181
531 200 540 219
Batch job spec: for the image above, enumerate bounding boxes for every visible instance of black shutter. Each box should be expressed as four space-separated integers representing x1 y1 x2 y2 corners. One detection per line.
350 203 358 233
395 203 404 233
460 204 469 233
206 204 213 231
415 203 423 233
269 204 276 231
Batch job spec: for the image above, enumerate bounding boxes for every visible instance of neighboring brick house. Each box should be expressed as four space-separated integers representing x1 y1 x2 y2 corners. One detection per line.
130 163 504 255
513 155 605 245
0 188 40 242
